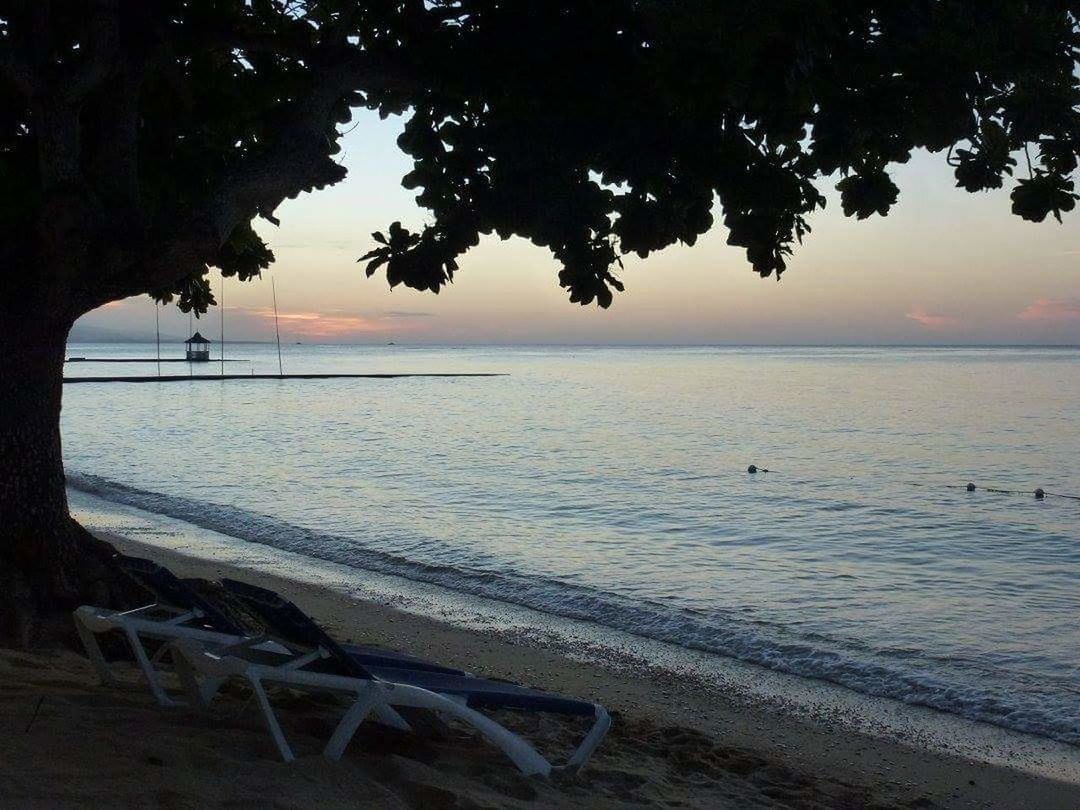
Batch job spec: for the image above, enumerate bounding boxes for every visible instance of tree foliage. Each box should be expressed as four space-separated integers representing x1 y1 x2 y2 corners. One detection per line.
0 1 1076 319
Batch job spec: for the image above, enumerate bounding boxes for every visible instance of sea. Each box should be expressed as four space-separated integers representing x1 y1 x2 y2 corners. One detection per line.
61 343 1080 748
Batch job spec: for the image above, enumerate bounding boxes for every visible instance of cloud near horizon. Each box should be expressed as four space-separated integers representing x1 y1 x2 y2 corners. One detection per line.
905 307 960 330
232 305 435 339
1016 297 1080 323
238 306 382 338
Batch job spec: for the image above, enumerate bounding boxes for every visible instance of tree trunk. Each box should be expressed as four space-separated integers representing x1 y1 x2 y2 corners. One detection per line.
0 319 118 646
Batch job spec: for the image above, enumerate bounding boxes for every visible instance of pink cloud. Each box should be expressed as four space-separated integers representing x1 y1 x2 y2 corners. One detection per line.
1016 297 1080 322
905 307 959 330
239 306 383 338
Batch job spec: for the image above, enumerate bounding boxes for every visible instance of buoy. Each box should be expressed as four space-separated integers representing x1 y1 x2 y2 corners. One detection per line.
747 465 757 474
1034 488 1045 500
966 482 976 492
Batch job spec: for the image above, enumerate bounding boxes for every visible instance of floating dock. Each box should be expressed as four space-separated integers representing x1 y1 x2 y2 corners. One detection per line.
66 357 249 364
64 373 505 384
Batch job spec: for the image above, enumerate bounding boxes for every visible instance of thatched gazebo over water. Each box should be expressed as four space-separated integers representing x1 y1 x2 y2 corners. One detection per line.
184 331 211 362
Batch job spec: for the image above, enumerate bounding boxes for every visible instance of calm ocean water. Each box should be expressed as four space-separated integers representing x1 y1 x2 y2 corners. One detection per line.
61 343 1080 744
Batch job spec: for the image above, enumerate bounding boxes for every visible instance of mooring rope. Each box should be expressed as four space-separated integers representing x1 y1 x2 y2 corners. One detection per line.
746 465 1080 501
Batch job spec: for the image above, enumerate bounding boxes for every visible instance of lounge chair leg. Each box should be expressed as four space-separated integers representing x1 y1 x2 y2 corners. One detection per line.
73 609 122 687
170 646 203 706
393 686 553 776
323 684 384 761
449 704 552 776
199 677 228 706
169 649 223 709
557 706 612 776
372 704 412 733
250 678 295 762
124 627 180 708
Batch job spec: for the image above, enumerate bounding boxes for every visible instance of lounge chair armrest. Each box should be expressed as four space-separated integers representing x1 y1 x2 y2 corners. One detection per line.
115 602 187 620
74 604 122 633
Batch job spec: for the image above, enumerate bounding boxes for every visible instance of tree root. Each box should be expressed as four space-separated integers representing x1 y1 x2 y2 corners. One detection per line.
0 518 144 649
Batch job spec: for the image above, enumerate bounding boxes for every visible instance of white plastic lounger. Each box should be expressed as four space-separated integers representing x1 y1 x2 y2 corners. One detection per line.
168 579 612 777
74 603 248 707
76 555 467 715
73 556 260 707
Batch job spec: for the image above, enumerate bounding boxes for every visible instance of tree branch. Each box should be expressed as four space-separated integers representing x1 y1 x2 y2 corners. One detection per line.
203 51 418 245
82 50 422 311
0 47 41 97
84 68 141 206
57 0 121 104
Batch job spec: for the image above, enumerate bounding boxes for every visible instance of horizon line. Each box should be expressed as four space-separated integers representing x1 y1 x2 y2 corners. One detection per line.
66 339 1080 350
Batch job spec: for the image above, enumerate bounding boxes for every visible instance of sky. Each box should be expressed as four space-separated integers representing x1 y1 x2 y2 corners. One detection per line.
74 111 1080 346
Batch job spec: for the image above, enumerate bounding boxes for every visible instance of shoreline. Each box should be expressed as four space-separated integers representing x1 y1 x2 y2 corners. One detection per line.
75 520 1080 808
64 473 1080 757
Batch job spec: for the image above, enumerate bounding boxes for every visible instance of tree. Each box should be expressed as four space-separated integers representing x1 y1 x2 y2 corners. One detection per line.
0 1 1076 643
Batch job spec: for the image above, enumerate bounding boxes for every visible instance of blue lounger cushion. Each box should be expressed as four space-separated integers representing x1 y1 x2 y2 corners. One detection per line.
361 665 597 717
220 578 597 716
341 643 465 676
218 577 466 676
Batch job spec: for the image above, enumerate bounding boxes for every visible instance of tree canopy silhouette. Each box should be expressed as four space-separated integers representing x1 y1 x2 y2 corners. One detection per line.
0 1 1077 642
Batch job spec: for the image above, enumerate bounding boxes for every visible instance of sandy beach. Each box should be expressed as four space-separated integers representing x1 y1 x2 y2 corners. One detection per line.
0 527 1075 809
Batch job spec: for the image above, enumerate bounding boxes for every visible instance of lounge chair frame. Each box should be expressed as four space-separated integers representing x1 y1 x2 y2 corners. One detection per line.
73 602 253 707
169 636 611 777
74 557 611 776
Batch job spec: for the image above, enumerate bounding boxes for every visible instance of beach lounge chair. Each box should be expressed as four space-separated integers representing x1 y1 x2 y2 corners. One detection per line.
168 578 611 776
74 555 257 707
75 555 462 708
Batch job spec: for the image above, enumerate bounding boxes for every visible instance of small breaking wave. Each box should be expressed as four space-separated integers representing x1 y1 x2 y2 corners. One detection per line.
68 470 1080 746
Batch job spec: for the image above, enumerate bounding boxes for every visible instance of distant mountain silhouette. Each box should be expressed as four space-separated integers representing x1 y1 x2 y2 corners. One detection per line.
68 324 183 343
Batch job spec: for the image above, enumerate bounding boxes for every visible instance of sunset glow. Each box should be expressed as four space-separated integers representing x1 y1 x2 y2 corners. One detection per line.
73 113 1080 346
238 307 384 339
905 308 960 331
